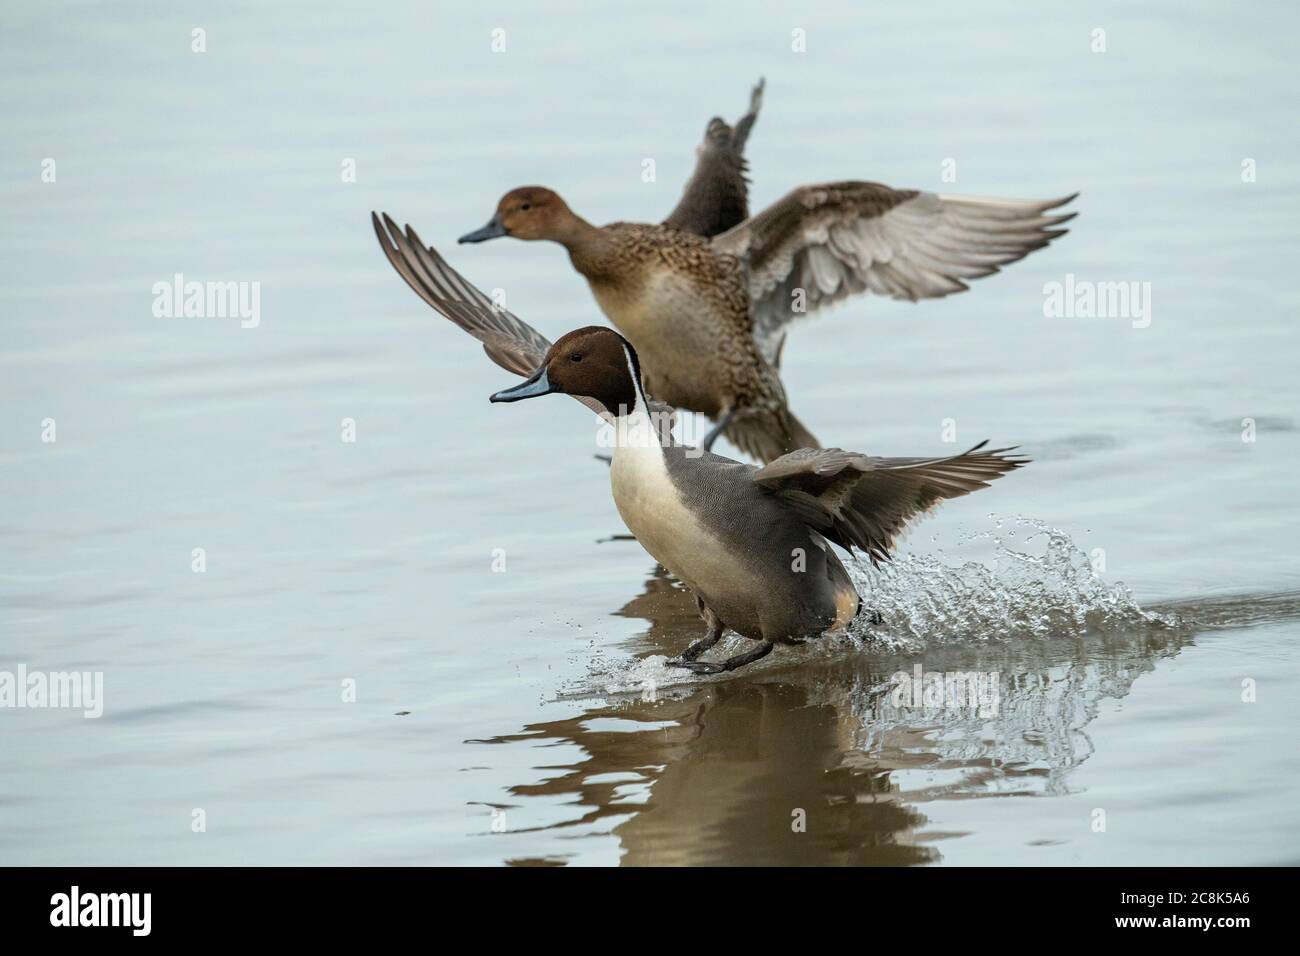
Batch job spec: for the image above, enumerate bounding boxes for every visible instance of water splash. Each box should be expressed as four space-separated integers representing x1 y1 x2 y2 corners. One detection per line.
847 515 1178 652
572 516 1179 696
557 517 1204 801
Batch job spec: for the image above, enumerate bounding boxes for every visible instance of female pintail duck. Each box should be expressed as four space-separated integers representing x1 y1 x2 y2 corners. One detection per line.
369 231 1026 674
458 170 1075 464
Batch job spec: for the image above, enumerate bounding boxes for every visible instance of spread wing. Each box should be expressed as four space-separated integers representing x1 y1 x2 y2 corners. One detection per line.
373 213 550 372
372 212 675 422
661 78 764 239
711 182 1078 364
752 441 1027 564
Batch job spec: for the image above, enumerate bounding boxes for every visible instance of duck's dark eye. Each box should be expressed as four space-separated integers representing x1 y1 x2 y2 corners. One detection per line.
520 203 532 211
570 353 583 363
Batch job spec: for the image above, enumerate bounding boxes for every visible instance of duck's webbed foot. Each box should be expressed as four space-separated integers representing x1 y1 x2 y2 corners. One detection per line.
679 630 722 662
672 604 723 663
861 607 884 626
668 641 774 675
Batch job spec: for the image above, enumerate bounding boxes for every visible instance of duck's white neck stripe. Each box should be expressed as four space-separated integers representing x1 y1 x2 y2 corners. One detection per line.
612 342 663 450
621 343 649 413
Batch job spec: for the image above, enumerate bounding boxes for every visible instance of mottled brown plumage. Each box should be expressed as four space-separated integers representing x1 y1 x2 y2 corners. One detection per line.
444 84 1075 463
458 179 1075 463
567 223 772 418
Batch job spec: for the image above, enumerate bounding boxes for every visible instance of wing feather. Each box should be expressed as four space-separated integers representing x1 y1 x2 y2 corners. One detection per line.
752 441 1028 564
372 212 677 422
662 78 765 238
712 182 1077 363
371 212 604 412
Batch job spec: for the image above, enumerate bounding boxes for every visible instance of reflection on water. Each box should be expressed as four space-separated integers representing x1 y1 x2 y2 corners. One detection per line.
479 644 940 866
474 539 1300 865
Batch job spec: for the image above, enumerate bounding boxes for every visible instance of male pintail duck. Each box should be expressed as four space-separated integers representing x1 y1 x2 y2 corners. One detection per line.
369 232 1026 674
457 106 1076 462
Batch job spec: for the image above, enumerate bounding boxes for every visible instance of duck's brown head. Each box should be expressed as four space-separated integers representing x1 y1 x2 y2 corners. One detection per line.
489 326 641 418
459 186 580 244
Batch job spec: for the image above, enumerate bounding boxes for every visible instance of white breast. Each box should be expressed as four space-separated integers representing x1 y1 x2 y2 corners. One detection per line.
608 424 755 605
609 437 681 557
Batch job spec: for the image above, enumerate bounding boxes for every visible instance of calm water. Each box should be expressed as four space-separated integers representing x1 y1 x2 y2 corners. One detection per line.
3 2 1299 865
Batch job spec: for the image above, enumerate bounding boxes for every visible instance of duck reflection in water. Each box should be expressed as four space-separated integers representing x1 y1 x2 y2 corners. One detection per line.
470 567 1198 866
